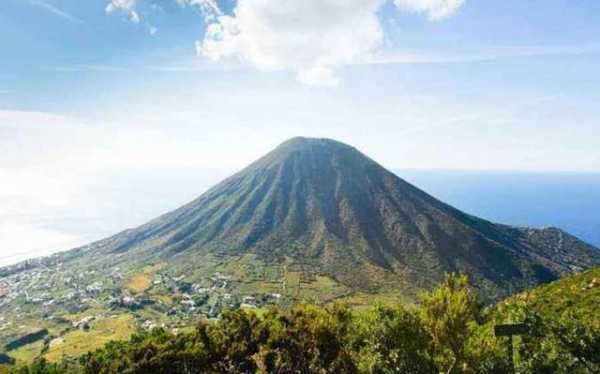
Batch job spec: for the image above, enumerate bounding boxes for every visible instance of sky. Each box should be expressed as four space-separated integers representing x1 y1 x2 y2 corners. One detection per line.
1 0 600 265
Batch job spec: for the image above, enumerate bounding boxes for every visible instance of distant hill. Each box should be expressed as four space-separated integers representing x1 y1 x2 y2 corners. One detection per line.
44 137 600 301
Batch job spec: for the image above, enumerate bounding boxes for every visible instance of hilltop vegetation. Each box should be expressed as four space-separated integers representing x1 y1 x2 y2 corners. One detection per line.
506 266 600 321
4 271 600 374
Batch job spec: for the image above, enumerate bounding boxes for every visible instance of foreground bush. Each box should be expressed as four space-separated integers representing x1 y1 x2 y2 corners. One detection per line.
9 273 600 374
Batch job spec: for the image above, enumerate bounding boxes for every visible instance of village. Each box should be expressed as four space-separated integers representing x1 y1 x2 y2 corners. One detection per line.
0 261 284 361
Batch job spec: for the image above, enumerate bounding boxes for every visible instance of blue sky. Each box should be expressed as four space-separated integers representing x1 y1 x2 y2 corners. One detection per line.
3 0 600 115
1 0 600 264
2 0 600 171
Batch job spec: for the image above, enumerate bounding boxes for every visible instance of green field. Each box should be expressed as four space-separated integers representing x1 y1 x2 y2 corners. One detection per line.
44 314 137 362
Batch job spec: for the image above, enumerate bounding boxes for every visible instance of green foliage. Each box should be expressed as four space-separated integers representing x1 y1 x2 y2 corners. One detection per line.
11 271 600 374
517 267 600 324
349 304 435 373
63 305 357 374
420 273 483 373
492 268 600 373
497 302 600 373
251 304 356 373
11 359 74 374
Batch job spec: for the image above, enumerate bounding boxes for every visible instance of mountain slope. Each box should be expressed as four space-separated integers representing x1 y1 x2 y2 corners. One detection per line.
55 137 600 300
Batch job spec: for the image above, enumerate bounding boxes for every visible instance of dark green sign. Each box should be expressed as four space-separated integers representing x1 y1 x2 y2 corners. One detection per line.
494 323 529 337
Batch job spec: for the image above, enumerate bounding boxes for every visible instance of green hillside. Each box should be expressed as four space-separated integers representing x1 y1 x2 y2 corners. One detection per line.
502 266 600 323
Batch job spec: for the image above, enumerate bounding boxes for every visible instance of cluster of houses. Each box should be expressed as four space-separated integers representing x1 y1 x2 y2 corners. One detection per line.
0 263 287 355
0 264 119 310
153 271 283 319
0 263 124 346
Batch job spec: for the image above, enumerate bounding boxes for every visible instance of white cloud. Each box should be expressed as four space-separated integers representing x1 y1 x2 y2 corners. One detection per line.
296 66 340 87
28 0 84 24
196 0 466 86
394 0 465 21
105 0 137 14
198 0 386 86
369 43 600 65
105 0 154 29
106 0 140 24
100 0 466 83
176 0 223 22
130 10 141 23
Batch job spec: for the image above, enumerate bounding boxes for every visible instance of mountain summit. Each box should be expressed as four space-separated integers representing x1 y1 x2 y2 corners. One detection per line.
58 137 600 299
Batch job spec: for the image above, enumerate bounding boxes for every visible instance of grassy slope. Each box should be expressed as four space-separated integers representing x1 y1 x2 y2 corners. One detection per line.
44 314 137 362
7 314 137 365
518 266 600 321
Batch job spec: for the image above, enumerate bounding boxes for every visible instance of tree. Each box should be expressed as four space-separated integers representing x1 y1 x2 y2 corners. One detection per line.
514 311 600 374
253 303 357 373
350 304 436 373
420 273 482 373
